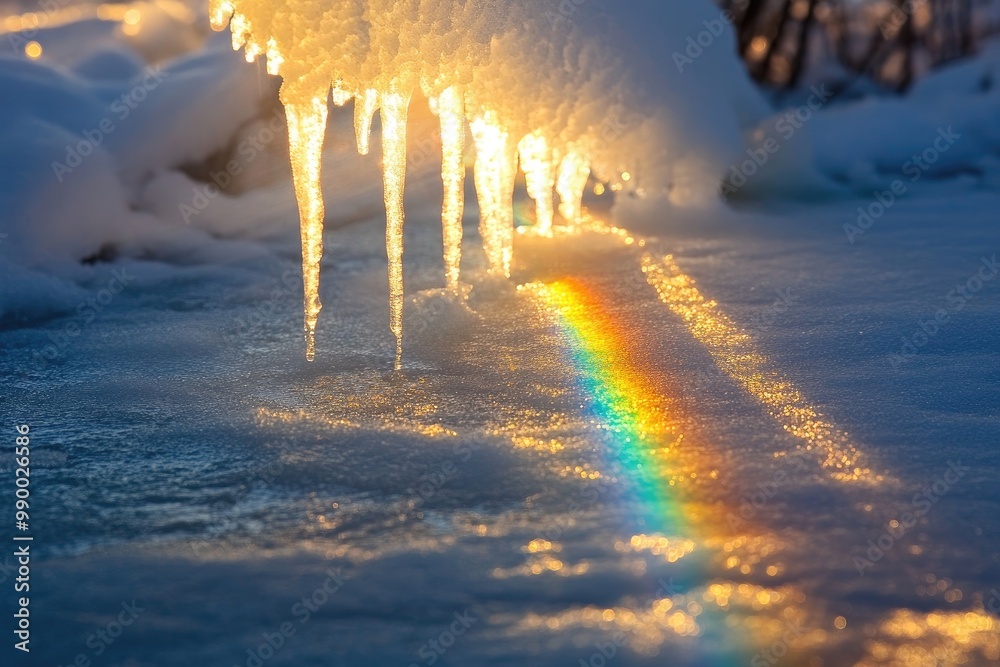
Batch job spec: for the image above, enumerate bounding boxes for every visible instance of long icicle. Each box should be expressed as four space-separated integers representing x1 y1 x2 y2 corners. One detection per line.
498 136 518 275
471 114 516 277
283 94 330 362
354 88 379 156
380 91 410 371
557 149 591 226
518 132 555 236
437 86 466 292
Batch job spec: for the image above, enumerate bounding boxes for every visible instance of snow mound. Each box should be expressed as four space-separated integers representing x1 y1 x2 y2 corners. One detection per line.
730 39 1000 202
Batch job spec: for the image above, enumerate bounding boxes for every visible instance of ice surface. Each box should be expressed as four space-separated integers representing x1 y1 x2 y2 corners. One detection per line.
4 194 999 666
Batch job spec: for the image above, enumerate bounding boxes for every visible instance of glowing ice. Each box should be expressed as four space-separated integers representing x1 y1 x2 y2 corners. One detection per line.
380 91 410 371
518 132 556 236
557 150 591 226
283 95 329 362
209 0 634 361
354 89 379 156
471 114 517 277
435 86 466 292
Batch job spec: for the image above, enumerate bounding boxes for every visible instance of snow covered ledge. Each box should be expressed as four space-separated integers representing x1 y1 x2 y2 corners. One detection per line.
205 0 768 360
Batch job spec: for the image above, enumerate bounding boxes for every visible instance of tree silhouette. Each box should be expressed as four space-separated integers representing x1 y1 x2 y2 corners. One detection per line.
726 0 987 91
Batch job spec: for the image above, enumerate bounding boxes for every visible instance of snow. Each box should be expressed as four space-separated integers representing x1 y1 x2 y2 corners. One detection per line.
1 2 999 666
732 40 1000 201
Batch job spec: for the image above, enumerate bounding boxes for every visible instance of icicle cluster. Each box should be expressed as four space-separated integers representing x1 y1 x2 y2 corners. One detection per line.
209 0 639 363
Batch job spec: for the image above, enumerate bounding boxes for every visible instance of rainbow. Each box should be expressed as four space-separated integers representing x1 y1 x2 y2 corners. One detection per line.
533 278 685 534
530 277 759 662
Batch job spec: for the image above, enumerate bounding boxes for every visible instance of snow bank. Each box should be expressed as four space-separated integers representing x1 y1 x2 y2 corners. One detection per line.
730 39 1000 202
0 15 276 323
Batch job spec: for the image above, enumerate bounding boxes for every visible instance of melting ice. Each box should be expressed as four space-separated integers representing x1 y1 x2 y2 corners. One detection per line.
208 0 644 362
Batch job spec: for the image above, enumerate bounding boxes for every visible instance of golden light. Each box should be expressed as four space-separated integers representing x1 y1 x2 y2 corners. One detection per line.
593 183 606 196
471 112 517 277
857 609 999 665
206 0 612 362
556 150 590 225
791 0 811 20
283 95 330 362
435 86 466 290
621 171 631 182
750 36 768 54
641 253 880 483
518 131 556 237
380 90 411 371
24 41 42 59
0 2 190 37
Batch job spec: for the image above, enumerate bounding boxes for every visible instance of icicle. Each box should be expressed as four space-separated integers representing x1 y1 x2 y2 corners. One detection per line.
208 0 234 30
283 95 330 362
354 88 379 156
498 137 518 273
244 40 262 63
228 13 250 50
471 113 517 277
518 132 555 236
380 91 410 371
331 86 353 107
557 150 590 226
264 38 283 75
436 86 466 292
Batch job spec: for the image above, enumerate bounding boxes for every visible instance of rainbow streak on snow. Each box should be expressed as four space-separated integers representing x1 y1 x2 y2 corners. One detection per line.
532 278 684 533
526 278 766 660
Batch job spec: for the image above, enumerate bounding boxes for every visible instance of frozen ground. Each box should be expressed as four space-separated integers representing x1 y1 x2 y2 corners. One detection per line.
1 1 1000 666
3 177 1000 667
